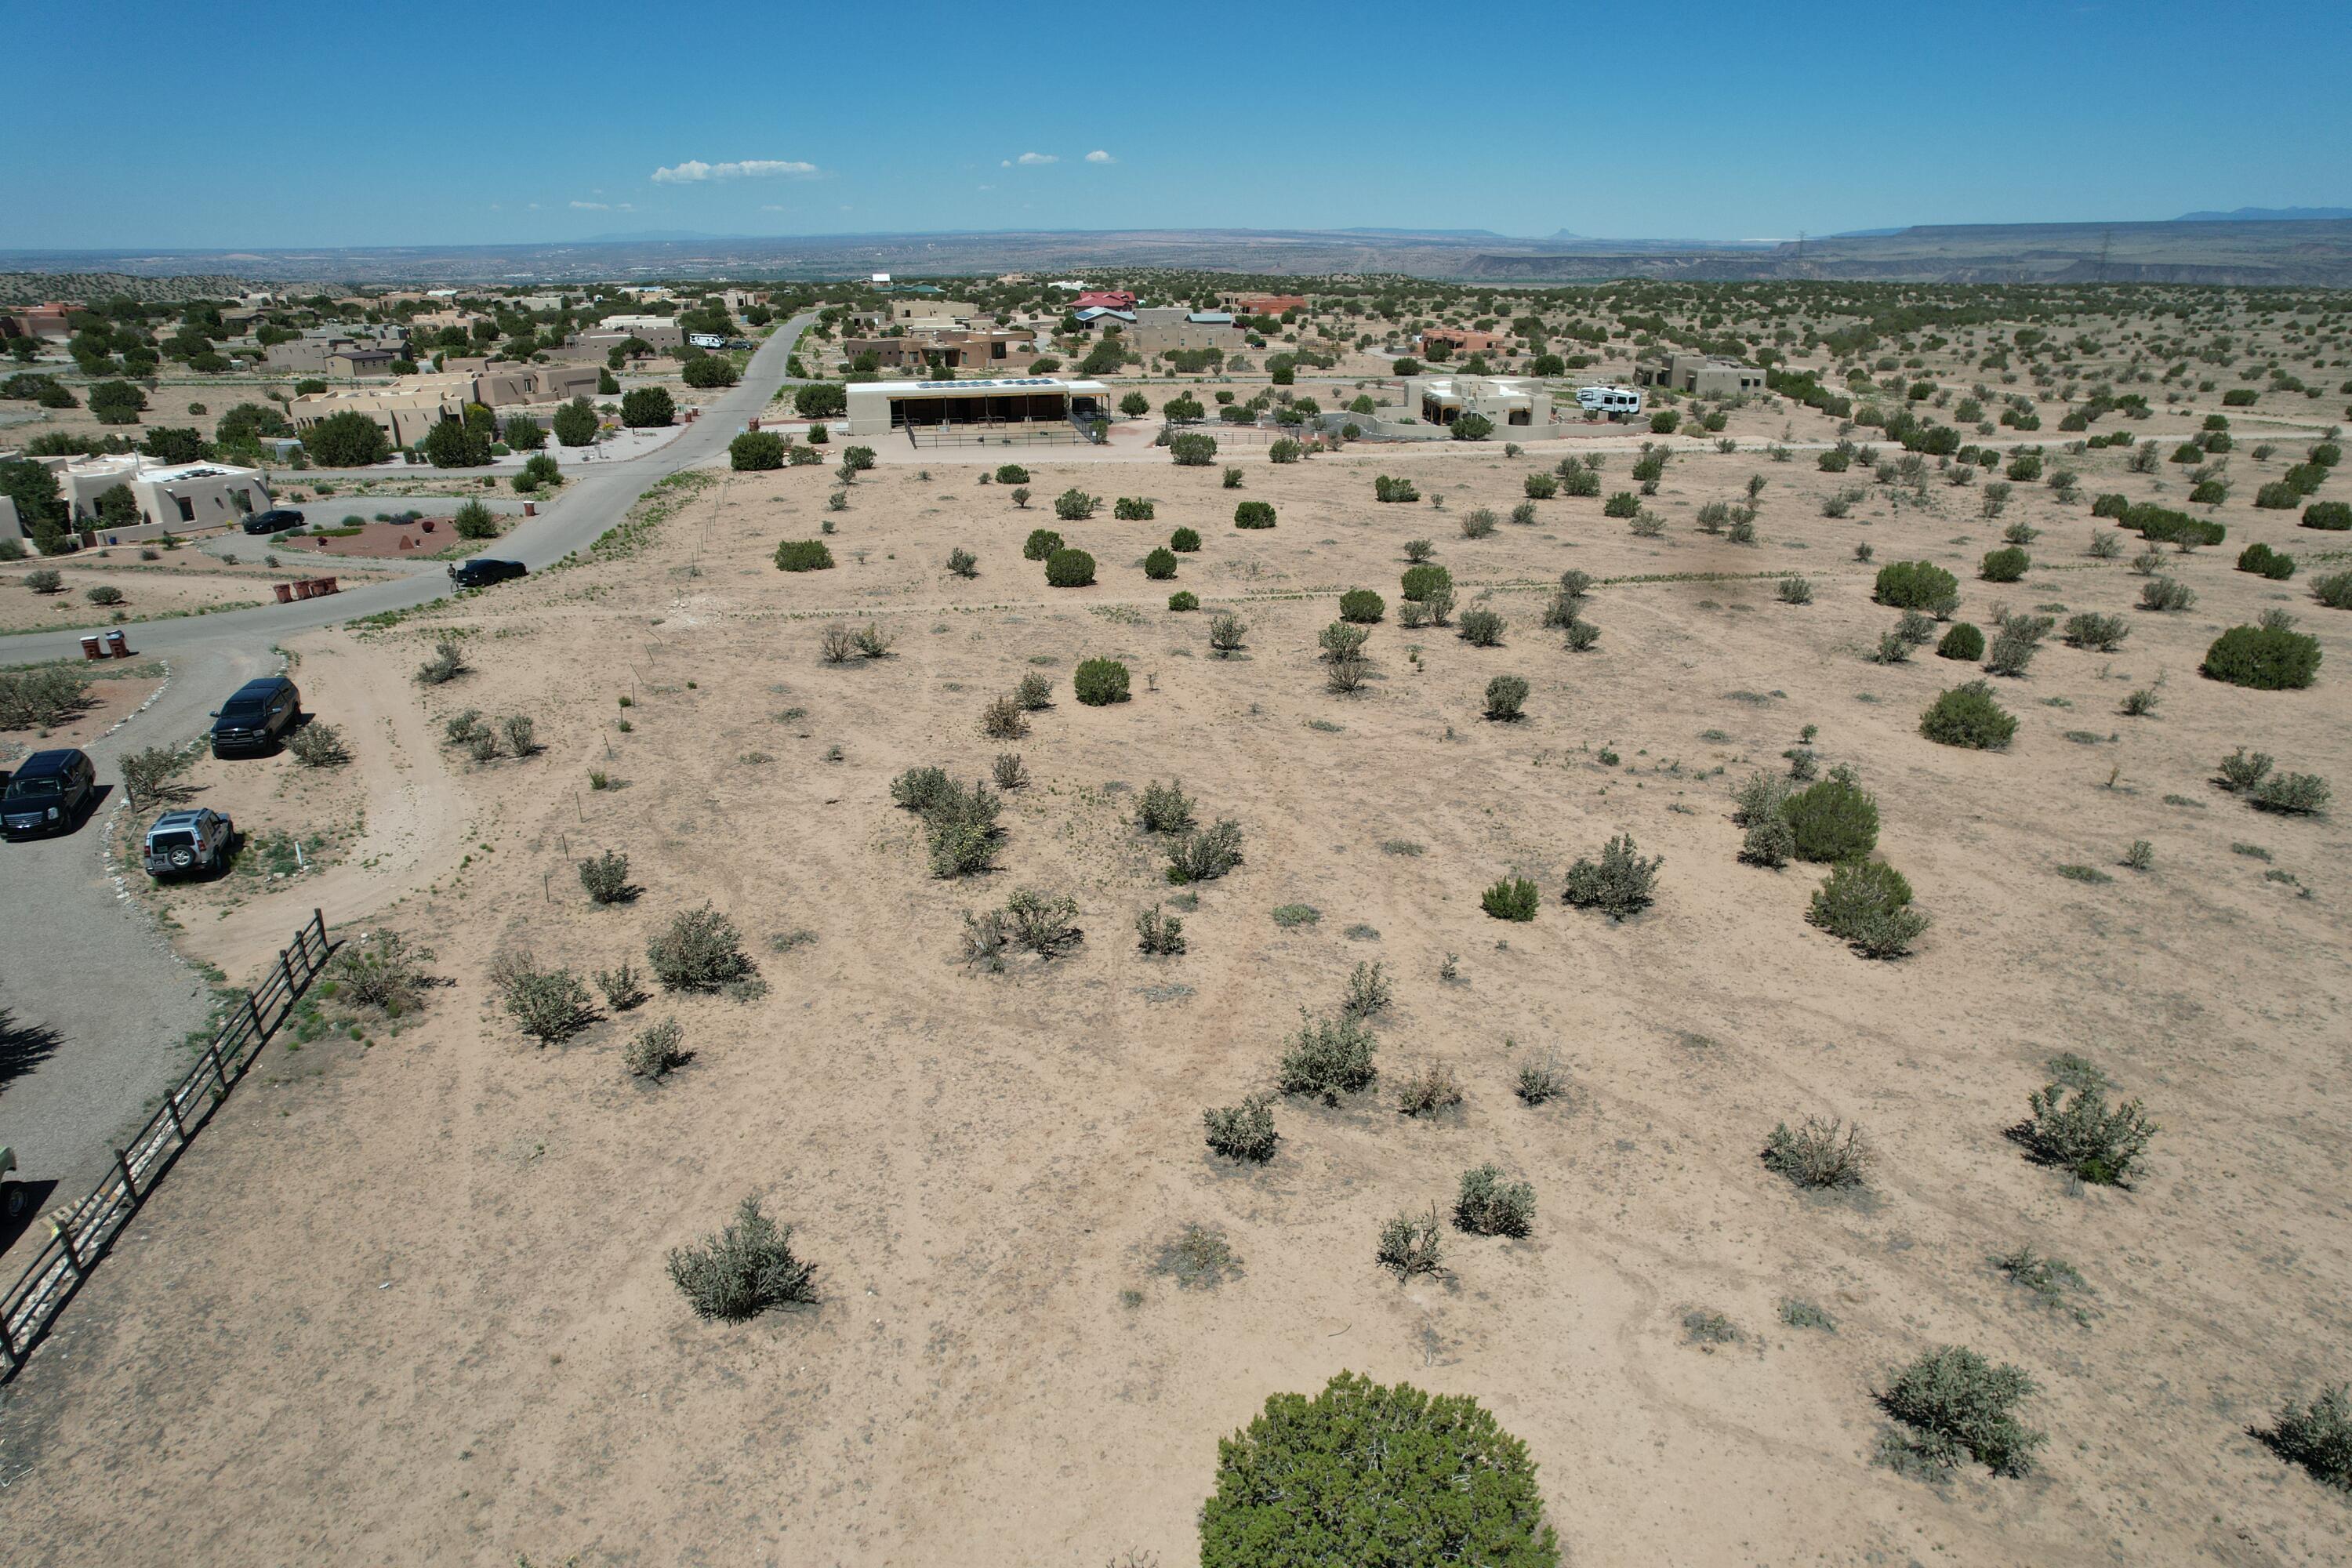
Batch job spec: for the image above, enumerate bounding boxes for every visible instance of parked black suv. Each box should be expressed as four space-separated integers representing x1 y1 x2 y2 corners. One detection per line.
451 557 528 589
242 506 307 535
210 676 302 757
2 748 97 839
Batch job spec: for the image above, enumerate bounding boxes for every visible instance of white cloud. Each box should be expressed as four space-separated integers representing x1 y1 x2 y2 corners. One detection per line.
528 202 540 210
571 201 608 210
1014 151 1058 165
1083 150 1114 163
652 158 818 183
760 204 788 212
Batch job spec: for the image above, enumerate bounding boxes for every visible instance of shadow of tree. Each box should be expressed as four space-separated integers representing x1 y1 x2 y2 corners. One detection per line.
0 1004 64 1091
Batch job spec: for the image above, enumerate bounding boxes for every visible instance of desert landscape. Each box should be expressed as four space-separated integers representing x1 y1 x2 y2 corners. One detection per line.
3 273 2349 1565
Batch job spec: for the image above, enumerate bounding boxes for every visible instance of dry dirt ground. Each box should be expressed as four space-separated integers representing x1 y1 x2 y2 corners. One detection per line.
0 551 365 635
2 410 2349 1566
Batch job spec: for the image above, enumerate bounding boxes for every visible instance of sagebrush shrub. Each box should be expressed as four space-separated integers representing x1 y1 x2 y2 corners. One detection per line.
1135 903 1187 956
1115 495 1156 521
624 1018 688 1080
1342 960 1392 1018
1073 657 1129 705
979 694 1027 739
416 639 466 685
1515 1051 1565 1105
1319 621 1370 663
1454 1164 1535 1236
1763 1117 1875 1189
1233 500 1276 530
1878 1346 2045 1478
1459 506 1498 539
2062 612 2129 652
1137 779 1196 833
1054 487 1099 521
2139 575 2195 612
2252 771 2331 815
1920 681 2017 749
1563 619 1601 652
1208 612 1247 654
1338 588 1385 623
1168 590 1199 612
1395 1061 1465 1118
2016 1081 2157 1185
1171 525 1202 552
1482 876 1539 920
1375 1208 1445 1279
1203 1095 1278 1163
1457 608 1505 647
1279 1011 1377 1103
648 905 753 992
495 956 591 1045
596 961 646 1011
1143 546 1178 579
1807 851 1920 949
2259 1386 2352 1494
1739 815 1795 868
2311 570 2352 609
1022 527 1063 561
2216 746 2272 792
1167 818 1244 883
774 539 833 572
1777 575 1813 605
1014 671 1054 710
1562 834 1661 918
668 1196 818 1320
579 848 633 904
991 752 1028 789
1483 674 1529 720
288 721 348 766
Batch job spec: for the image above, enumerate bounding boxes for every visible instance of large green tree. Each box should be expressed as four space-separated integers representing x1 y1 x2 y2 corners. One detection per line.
1200 1373 1559 1567
551 397 600 448
423 416 492 467
620 386 675 429
302 410 391 467
0 458 71 550
793 381 846 419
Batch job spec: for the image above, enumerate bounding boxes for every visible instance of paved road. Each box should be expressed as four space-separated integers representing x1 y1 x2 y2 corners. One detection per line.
0 317 812 1221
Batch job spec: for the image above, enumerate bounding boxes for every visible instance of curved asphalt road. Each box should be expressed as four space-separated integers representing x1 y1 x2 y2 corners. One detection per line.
0 318 813 1211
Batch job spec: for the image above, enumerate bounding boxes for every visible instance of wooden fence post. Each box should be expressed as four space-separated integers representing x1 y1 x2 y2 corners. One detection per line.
56 1222 85 1282
207 1039 230 1095
245 989 265 1040
114 1149 140 1207
164 1092 187 1144
0 1309 19 1371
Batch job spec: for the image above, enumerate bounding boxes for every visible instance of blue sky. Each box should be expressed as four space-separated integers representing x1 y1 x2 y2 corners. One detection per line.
5 0 2347 250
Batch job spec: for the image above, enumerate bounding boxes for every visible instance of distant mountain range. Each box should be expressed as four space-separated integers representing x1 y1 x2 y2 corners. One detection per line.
7 213 2352 293
2176 206 2352 223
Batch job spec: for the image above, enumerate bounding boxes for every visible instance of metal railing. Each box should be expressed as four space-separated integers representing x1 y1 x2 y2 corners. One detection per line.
905 424 1089 448
0 909 332 1380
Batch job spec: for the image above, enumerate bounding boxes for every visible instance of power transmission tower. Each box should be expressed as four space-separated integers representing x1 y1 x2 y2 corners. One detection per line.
2096 229 2113 284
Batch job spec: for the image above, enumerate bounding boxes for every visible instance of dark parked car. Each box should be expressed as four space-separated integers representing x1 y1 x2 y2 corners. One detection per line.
451 557 528 589
2 748 97 839
242 506 307 535
210 675 302 757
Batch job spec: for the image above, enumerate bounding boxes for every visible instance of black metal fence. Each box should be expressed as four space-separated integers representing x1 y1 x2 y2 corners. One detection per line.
0 909 332 1380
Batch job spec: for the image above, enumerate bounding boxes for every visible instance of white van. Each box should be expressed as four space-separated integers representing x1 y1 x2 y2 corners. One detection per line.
1576 385 1643 419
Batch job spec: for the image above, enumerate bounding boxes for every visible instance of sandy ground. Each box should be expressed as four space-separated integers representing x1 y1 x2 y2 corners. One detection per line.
1 402 2348 1565
0 553 395 634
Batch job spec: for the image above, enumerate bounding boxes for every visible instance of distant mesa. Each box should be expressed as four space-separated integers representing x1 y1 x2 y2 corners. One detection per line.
2175 205 2352 223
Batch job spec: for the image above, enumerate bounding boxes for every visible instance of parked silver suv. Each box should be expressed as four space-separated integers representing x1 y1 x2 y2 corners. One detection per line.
142 808 234 879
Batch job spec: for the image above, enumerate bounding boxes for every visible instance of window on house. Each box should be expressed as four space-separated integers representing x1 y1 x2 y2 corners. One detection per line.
174 495 195 522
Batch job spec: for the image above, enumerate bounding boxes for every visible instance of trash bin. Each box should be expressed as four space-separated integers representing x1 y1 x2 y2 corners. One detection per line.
80 634 105 661
523 501 535 517
104 630 130 657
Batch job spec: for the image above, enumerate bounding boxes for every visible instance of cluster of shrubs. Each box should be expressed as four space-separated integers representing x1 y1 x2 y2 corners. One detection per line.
2215 747 2331 815
0 664 92 729
441 708 537 764
2238 542 2297 580
891 764 1005 877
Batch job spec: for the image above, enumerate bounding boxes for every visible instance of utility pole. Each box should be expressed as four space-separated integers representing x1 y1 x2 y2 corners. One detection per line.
2096 229 2113 284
